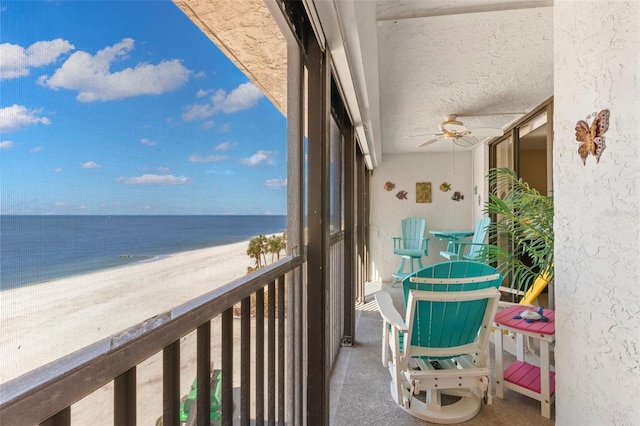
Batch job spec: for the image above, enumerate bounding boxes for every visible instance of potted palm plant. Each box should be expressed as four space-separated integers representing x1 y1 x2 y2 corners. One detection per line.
482 167 554 296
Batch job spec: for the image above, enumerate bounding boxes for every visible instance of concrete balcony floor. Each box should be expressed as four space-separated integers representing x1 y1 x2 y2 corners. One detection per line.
330 283 555 426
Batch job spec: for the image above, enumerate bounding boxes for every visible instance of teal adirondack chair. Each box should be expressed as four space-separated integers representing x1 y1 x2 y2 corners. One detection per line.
375 261 502 423
391 217 429 287
440 216 490 261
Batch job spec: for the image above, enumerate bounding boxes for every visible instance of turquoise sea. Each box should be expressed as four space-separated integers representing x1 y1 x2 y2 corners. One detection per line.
0 215 287 290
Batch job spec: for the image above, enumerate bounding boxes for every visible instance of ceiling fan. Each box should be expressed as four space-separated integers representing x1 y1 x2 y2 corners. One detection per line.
417 114 504 148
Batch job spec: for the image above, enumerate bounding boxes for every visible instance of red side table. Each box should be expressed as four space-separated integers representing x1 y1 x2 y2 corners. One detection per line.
494 304 555 419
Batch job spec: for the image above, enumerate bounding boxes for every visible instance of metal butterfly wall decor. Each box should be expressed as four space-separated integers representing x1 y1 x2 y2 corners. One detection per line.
575 109 610 165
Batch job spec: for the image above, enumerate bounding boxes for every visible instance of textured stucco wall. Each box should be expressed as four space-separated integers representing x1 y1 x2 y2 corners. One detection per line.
554 1 640 424
369 152 473 282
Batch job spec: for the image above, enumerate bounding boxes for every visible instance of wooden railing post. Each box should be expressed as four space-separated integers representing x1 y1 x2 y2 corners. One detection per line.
277 275 285 422
255 288 265 425
267 280 276 424
221 308 233 426
114 367 136 426
196 322 211 426
241 296 251 425
163 340 180 426
40 407 70 426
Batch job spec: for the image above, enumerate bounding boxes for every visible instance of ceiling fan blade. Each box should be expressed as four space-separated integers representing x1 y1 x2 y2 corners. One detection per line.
417 137 441 148
405 130 445 140
469 127 504 137
452 136 479 147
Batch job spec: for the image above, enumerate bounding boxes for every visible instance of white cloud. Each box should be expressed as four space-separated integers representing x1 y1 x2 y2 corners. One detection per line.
0 104 51 132
181 102 216 121
263 178 287 189
82 161 103 169
182 82 263 121
40 38 191 102
0 140 15 149
215 141 237 151
205 168 235 176
30 146 42 153
140 138 157 146
54 168 63 173
0 39 74 80
240 150 277 166
216 82 263 113
117 174 192 185
157 166 171 173
189 154 226 163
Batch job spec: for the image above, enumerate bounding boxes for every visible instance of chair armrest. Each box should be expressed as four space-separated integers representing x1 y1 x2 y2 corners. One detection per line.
445 236 472 253
392 237 402 250
455 241 489 258
455 241 488 249
420 237 430 254
374 291 407 332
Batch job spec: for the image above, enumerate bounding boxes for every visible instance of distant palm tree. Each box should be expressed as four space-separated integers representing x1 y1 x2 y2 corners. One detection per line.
246 235 268 269
267 233 286 262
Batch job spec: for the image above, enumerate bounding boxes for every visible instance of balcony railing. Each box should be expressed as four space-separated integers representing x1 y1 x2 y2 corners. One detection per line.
0 255 304 425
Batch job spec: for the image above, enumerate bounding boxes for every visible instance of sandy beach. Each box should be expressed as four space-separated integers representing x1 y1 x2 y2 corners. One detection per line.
1 239 256 424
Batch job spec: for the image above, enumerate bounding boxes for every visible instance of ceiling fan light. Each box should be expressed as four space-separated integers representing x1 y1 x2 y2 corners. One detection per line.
440 120 467 132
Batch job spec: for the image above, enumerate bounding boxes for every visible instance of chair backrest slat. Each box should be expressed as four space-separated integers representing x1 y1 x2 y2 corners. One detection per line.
466 216 490 259
401 217 426 250
403 261 502 351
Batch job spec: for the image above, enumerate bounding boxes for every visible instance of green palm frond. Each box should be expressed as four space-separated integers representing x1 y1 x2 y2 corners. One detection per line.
482 167 553 294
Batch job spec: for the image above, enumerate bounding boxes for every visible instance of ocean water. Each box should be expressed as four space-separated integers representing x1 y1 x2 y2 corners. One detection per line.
0 215 287 290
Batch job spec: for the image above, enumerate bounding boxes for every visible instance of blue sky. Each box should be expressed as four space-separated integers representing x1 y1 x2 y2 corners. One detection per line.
0 1 287 215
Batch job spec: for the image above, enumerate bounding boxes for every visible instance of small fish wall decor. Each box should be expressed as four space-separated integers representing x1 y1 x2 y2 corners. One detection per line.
384 181 395 191
396 190 408 200
575 109 609 165
451 191 464 202
439 182 451 192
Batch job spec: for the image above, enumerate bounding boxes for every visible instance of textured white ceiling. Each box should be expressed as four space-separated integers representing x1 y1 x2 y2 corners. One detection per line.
374 0 553 153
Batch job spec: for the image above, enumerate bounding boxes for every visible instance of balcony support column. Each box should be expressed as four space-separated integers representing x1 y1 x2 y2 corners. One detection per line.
306 29 331 424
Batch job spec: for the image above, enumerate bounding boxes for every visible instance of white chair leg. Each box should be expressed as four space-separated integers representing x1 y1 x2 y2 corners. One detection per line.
381 320 389 367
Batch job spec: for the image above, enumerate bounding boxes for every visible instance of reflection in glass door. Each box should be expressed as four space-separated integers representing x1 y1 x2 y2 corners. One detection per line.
494 134 514 172
518 110 548 195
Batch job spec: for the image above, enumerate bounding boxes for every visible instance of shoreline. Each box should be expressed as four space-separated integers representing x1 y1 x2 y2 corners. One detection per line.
1 215 287 290
0 238 256 384
1 231 284 291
